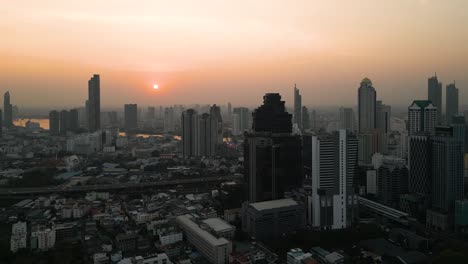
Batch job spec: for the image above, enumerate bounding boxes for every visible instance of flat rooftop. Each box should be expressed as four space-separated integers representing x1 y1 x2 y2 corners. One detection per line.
249 198 298 211
202 218 234 232
177 215 230 247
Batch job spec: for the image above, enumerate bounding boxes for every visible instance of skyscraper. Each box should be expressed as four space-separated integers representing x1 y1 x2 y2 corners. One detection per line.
244 93 302 202
302 106 310 130
60 110 70 134
252 93 292 133
428 75 442 123
376 156 408 209
147 107 156 120
88 74 101 132
339 107 355 132
227 102 232 124
164 107 175 132
408 134 431 195
294 84 302 130
376 101 391 134
0 110 2 137
49 110 60 135
446 82 459 124
431 126 464 212
124 104 138 131
307 130 358 230
232 107 250 136
209 104 223 144
3 91 13 128
198 113 217 157
358 78 376 133
408 100 437 135
69 109 79 132
182 109 199 157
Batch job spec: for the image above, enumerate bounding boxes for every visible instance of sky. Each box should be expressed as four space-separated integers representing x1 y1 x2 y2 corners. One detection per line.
1 0 467 108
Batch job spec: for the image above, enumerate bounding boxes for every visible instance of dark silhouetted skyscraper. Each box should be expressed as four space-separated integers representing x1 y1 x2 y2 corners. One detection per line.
60 110 70 134
431 126 464 212
446 82 459 124
428 75 442 124
376 157 408 209
232 107 250 136
252 93 292 133
339 107 355 132
3 91 13 128
88 74 100 132
209 104 223 144
69 109 79 132
408 134 431 196
244 93 302 202
358 78 376 133
49 110 60 135
294 84 302 130
182 109 199 157
198 113 217 157
124 104 138 131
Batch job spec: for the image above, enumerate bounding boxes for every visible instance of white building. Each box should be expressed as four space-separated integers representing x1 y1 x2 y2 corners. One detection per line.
408 100 437 135
159 232 183 246
176 214 232 264
10 222 27 252
31 226 56 251
201 218 235 240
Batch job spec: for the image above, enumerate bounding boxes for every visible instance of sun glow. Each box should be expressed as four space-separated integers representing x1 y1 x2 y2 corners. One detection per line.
153 84 159 90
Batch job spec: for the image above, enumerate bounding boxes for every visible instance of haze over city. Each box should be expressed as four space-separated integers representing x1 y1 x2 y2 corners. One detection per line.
1 0 468 107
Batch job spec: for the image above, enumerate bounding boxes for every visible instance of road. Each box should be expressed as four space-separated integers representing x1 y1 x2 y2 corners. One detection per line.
0 175 242 196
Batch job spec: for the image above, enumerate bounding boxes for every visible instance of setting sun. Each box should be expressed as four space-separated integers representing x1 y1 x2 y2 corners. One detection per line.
153 84 159 90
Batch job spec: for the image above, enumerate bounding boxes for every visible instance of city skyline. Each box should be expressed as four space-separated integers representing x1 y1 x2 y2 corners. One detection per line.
1 1 467 107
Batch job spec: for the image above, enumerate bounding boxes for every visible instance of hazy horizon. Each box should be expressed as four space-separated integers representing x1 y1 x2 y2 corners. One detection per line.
1 0 467 108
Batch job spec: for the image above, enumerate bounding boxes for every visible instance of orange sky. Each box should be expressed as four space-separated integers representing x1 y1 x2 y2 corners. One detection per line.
1 0 467 108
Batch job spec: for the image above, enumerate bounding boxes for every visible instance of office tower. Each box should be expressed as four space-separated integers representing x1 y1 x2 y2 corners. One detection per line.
3 91 13 128
252 93 292 133
244 93 302 202
198 113 217 157
124 104 138 131
398 131 409 159
302 106 310 130
227 102 232 123
431 126 464 212
164 107 175 132
408 100 437 135
358 78 376 133
428 75 442 123
182 109 199 157
147 107 156 120
60 110 70 134
49 110 60 135
232 107 250 136
339 107 355 132
88 74 101 132
106 111 118 127
408 134 431 195
294 84 302 130
446 83 459 124
307 130 358 229
0 110 2 137
376 156 408 208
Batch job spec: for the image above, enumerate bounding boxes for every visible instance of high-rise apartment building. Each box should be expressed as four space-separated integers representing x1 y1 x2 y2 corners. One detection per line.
302 106 310 130
376 156 408 209
232 107 250 136
182 109 199 157
306 130 358 230
428 75 442 123
49 110 60 135
408 100 437 135
124 104 138 131
88 74 101 132
446 83 459 124
198 113 217 157
210 104 223 144
164 107 175 132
